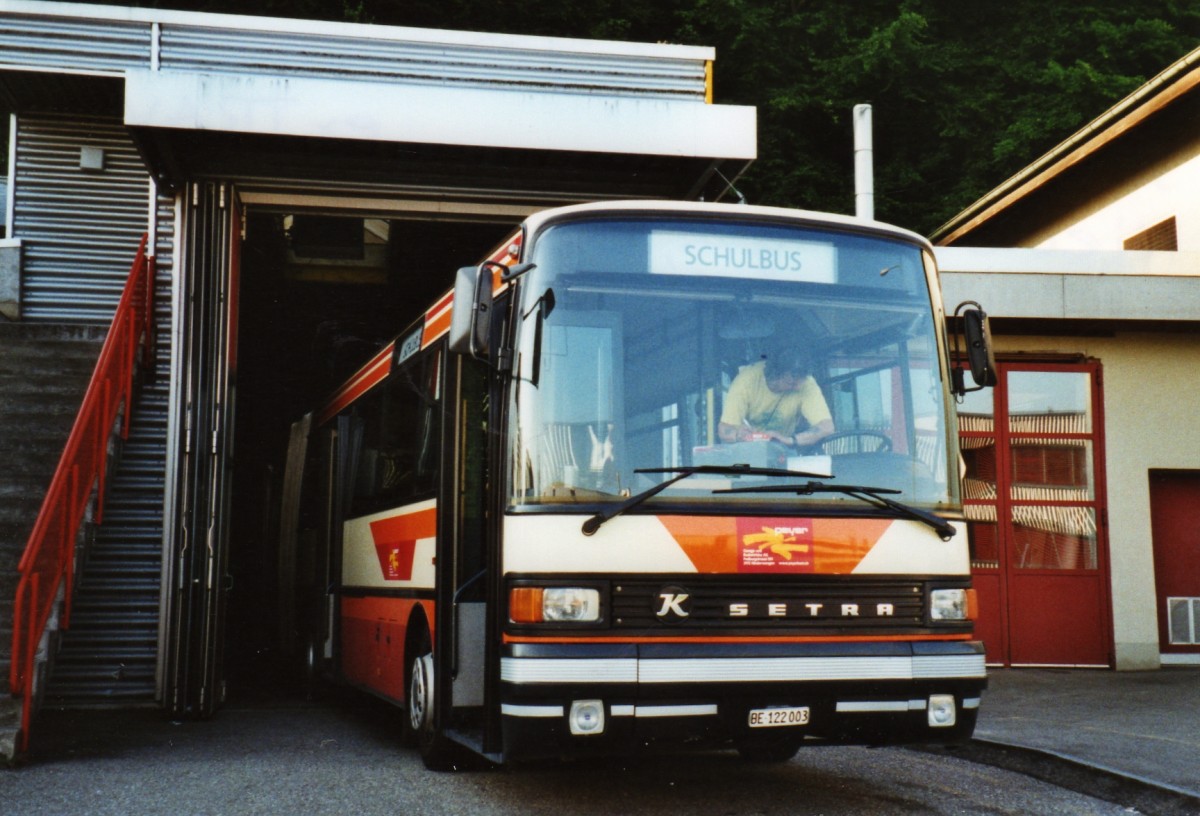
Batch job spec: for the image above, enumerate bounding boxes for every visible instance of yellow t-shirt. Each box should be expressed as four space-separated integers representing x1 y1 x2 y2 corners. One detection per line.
720 361 832 435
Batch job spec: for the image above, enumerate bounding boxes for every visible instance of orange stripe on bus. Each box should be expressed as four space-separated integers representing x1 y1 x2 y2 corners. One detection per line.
341 595 424 621
340 596 437 637
316 341 395 425
423 304 453 347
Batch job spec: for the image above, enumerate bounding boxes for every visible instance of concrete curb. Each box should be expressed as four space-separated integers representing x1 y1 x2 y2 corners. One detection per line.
911 738 1200 816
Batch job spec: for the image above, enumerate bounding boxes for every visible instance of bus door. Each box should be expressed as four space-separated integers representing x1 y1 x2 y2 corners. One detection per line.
278 411 352 684
165 181 241 717
437 350 497 751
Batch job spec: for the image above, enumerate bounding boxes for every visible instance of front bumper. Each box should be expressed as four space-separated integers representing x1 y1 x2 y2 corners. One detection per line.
499 639 986 760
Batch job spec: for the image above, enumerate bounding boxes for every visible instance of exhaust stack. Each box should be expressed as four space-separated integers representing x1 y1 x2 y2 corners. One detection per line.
854 104 874 220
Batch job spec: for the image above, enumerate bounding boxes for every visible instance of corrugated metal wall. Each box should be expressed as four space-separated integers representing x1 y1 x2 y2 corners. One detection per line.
0 7 707 100
0 13 151 73
159 25 704 98
11 113 152 322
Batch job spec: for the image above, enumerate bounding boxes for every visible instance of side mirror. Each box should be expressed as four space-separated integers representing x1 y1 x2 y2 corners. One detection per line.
951 301 997 395
448 264 493 358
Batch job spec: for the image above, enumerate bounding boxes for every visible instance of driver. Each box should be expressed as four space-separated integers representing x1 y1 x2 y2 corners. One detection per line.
717 346 835 449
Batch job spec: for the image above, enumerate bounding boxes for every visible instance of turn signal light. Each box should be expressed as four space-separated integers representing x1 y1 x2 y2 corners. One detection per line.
509 587 601 623
509 587 544 623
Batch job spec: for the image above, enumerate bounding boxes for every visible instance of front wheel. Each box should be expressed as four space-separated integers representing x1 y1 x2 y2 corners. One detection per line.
408 644 459 770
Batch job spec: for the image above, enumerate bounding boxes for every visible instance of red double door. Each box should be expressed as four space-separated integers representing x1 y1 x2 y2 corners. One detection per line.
958 361 1112 667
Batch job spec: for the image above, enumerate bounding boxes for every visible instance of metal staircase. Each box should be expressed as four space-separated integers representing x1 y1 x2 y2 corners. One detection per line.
42 378 167 706
4 239 156 760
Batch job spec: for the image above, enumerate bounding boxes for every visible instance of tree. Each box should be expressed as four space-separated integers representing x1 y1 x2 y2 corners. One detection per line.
670 0 1200 232
22 0 1200 234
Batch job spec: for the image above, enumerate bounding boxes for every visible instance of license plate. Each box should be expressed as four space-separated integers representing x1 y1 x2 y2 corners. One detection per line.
748 706 810 728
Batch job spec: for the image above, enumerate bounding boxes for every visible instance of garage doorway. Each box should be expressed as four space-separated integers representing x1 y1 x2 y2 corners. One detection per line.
166 187 518 713
958 361 1113 667
1149 470 1200 663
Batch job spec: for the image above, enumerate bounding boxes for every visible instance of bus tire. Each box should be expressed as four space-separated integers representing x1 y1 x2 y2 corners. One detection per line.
408 639 458 771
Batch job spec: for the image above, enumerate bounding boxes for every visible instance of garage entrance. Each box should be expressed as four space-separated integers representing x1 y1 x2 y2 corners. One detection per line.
164 183 520 714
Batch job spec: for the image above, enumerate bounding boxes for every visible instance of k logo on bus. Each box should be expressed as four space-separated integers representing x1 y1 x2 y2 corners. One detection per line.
655 586 692 622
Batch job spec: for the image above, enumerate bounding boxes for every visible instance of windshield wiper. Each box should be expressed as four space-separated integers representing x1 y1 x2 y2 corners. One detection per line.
716 481 957 541
581 465 830 536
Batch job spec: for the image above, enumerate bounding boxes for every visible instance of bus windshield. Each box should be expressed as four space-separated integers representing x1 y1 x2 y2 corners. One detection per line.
508 215 957 513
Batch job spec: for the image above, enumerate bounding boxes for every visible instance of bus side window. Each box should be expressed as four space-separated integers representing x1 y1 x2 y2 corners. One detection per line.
412 350 442 494
350 351 442 516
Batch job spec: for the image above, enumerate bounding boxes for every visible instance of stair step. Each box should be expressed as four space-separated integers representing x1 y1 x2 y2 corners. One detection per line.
83 554 161 568
113 438 167 454
92 515 163 531
58 618 158 636
47 664 156 682
57 624 157 644
91 522 163 538
86 539 162 554
50 670 157 689
78 575 162 591
84 554 162 569
70 599 159 615
45 684 156 704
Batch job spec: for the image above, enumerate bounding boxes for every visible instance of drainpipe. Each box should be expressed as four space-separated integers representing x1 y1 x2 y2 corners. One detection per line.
853 103 874 221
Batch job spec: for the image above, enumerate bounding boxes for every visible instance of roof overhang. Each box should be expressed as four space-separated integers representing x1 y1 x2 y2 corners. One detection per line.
123 69 756 204
125 70 754 163
937 246 1200 324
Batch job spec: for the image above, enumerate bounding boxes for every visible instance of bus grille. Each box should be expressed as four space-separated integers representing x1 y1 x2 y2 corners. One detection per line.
609 578 927 631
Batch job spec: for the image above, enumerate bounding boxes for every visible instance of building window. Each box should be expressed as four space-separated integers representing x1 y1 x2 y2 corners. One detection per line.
1124 217 1177 251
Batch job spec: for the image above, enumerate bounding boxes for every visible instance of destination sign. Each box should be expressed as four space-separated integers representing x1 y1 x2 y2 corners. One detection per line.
648 230 836 283
397 326 423 365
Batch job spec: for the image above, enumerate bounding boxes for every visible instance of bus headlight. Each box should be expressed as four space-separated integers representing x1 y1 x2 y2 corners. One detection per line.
510 587 601 623
930 588 977 621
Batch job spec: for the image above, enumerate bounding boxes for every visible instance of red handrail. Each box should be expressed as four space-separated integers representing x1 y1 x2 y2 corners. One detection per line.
9 236 155 753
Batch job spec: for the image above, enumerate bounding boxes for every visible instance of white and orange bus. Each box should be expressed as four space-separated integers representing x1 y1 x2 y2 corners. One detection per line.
281 201 994 768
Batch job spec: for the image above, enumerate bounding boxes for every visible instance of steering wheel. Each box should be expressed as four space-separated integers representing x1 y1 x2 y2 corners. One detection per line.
816 430 893 454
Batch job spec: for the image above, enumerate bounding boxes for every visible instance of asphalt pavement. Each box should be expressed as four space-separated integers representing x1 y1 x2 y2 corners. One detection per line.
924 667 1200 816
7 667 1200 815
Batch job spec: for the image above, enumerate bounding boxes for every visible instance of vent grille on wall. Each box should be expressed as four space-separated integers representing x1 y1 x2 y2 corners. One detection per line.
1168 597 1200 645
1124 217 1178 251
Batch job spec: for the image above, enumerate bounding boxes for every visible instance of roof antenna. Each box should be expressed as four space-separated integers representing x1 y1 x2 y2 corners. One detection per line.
714 167 747 205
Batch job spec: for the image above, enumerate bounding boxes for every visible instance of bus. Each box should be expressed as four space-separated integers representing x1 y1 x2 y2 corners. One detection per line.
280 200 995 769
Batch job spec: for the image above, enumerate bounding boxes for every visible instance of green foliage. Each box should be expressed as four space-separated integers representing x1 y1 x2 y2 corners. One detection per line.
18 0 1200 234
669 0 1200 232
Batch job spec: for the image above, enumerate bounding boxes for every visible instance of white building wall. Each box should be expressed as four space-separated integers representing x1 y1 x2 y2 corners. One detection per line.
1038 153 1200 251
